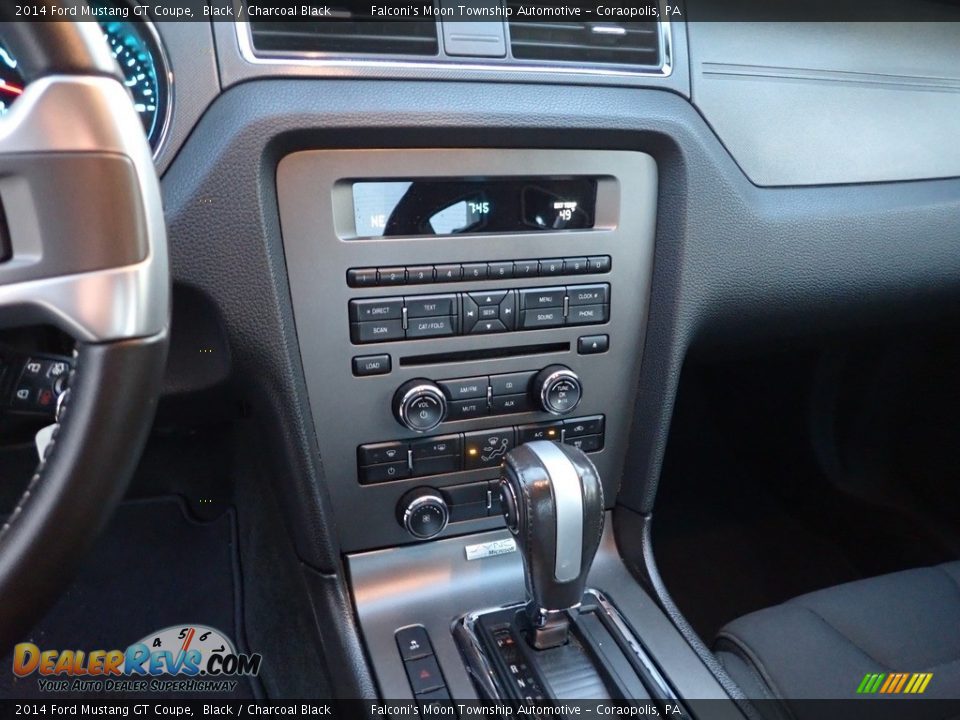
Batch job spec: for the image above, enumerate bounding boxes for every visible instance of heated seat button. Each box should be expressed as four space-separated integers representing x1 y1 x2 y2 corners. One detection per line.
351 320 405 344
358 441 408 466
359 461 410 485
568 284 609 306
396 626 432 662
349 298 403 322
566 304 608 325
406 316 456 339
406 656 445 694
406 294 456 318
565 434 603 453
439 377 488 401
519 287 565 310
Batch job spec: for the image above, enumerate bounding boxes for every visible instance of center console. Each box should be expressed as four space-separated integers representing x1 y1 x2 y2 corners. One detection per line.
277 149 657 552
275 148 730 707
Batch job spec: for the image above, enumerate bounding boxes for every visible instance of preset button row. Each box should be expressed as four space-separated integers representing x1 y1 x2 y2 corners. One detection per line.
347 256 611 288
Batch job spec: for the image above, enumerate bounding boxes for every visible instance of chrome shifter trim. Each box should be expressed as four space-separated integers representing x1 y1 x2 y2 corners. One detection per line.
526 440 583 583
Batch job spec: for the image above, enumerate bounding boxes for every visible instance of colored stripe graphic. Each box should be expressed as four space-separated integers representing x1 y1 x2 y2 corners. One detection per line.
857 672 932 694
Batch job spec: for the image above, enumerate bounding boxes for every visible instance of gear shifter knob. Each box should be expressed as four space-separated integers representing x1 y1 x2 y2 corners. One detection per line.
499 441 604 648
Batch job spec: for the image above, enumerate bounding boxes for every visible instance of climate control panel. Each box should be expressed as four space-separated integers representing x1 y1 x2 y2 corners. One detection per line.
358 415 604 485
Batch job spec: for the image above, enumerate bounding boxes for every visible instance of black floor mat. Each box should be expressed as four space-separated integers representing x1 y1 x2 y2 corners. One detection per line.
0 497 257 699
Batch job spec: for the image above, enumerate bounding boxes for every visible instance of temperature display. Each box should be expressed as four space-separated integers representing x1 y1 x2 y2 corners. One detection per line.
351 177 597 238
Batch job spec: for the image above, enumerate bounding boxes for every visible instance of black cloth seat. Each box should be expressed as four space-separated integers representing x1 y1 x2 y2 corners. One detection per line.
714 562 960 703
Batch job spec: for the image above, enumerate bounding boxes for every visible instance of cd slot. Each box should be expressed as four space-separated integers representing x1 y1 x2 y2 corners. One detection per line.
400 342 570 367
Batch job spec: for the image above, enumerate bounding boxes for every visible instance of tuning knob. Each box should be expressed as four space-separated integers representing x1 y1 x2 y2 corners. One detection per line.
393 379 448 432
533 365 582 415
398 488 449 540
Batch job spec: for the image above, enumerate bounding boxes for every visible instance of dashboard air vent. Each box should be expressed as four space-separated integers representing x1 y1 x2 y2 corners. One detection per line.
507 11 661 67
249 5 438 57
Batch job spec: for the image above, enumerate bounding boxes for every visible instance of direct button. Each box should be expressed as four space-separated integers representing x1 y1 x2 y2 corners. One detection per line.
439 377 488 401
349 297 403 322
352 354 392 376
406 294 456 318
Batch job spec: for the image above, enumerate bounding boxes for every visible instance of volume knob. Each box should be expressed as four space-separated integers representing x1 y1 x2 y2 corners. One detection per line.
533 365 582 415
393 379 448 432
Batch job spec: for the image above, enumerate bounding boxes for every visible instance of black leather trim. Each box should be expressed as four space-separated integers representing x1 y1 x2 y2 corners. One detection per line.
0 13 120 80
0 334 168 649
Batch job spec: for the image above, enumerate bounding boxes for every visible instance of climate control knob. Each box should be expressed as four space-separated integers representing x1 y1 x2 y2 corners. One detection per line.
398 488 449 540
533 365 583 415
393 379 448 432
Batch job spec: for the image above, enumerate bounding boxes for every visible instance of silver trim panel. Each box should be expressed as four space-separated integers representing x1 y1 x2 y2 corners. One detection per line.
0 76 168 341
526 440 583 583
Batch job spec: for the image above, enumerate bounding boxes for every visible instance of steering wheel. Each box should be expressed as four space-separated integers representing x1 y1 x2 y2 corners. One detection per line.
0 15 169 648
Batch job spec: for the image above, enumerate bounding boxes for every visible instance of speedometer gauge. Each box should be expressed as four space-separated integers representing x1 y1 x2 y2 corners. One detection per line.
98 10 171 153
0 2 171 157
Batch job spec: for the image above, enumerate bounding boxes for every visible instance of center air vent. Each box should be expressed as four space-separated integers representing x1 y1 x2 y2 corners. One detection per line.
507 11 661 67
249 4 438 57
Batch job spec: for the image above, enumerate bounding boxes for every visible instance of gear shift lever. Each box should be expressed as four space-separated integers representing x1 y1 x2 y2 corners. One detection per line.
499 441 605 649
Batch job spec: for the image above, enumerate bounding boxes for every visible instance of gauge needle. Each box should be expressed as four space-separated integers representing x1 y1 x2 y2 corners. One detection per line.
0 80 23 96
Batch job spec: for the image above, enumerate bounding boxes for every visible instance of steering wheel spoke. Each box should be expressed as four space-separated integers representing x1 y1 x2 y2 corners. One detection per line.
0 74 167 341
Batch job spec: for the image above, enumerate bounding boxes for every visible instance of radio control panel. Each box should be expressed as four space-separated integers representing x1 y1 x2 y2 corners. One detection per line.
277 148 657 551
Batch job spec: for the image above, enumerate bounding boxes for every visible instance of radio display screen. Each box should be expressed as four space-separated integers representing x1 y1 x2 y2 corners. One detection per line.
350 177 598 238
